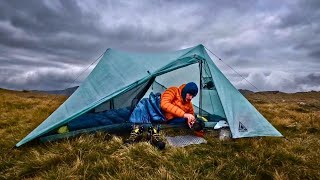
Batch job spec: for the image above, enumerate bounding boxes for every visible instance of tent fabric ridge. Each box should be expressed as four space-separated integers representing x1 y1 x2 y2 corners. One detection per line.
174 44 202 61
152 55 197 76
153 58 197 77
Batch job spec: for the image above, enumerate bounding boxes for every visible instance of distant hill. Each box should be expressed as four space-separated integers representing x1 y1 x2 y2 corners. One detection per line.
36 87 256 96
4 86 317 97
31 86 79 96
255 90 282 94
238 89 254 95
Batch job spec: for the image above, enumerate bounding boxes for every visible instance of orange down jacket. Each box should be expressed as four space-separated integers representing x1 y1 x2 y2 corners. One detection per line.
160 84 194 121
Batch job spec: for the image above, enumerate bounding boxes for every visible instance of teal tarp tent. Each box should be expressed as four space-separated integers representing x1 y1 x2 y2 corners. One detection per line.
16 44 282 147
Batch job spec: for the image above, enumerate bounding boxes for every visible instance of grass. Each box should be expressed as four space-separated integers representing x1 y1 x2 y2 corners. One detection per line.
0 88 319 179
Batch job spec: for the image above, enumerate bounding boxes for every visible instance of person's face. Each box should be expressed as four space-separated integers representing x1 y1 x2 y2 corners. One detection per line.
185 93 194 102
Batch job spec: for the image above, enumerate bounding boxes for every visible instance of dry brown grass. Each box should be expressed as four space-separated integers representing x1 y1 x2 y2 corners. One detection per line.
0 89 319 179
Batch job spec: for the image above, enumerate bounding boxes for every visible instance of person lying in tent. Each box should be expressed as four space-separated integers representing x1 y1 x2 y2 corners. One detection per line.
125 82 199 149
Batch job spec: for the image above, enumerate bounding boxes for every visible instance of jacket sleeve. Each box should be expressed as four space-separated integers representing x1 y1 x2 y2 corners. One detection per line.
187 105 195 116
160 88 185 118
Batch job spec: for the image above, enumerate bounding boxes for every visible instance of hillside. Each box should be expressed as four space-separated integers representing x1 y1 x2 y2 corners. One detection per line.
0 89 319 179
29 86 79 96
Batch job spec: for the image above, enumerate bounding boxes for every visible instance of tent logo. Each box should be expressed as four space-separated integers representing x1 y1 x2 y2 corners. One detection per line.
238 122 248 132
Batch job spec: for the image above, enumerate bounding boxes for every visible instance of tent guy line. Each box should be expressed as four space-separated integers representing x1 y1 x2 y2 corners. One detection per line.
205 46 261 92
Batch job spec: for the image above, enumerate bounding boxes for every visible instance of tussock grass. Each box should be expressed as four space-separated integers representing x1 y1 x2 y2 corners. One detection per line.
1 89 319 179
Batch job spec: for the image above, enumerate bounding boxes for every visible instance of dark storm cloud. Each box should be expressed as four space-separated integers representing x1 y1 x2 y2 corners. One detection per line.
294 41 320 61
2 0 98 34
274 0 320 62
0 1 102 66
0 65 86 90
0 0 319 92
233 71 320 93
278 0 320 28
295 73 320 86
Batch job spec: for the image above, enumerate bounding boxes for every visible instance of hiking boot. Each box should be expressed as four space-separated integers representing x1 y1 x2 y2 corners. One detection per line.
124 125 144 144
147 125 166 150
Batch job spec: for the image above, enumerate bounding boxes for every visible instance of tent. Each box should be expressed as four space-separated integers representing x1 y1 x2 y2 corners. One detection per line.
16 44 282 147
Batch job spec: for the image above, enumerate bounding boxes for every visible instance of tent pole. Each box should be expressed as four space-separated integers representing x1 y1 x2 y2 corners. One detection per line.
199 59 203 116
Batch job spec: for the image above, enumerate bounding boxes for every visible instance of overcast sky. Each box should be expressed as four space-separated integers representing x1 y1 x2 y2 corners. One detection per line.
0 0 319 92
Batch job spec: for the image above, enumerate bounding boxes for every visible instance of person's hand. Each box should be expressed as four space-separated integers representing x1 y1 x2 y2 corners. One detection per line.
184 113 195 128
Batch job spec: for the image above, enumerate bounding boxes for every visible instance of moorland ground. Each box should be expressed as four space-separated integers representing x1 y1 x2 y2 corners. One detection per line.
0 88 319 179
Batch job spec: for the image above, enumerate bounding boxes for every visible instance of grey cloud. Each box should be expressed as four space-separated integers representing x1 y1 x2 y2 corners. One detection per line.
6 1 98 34
294 41 320 60
309 49 320 59
273 0 320 62
295 73 320 86
278 0 320 28
0 1 103 55
235 71 320 92
0 0 319 92
0 67 85 90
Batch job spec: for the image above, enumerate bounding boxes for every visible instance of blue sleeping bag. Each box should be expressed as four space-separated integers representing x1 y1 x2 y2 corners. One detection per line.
68 92 165 131
129 92 165 124
68 107 130 131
